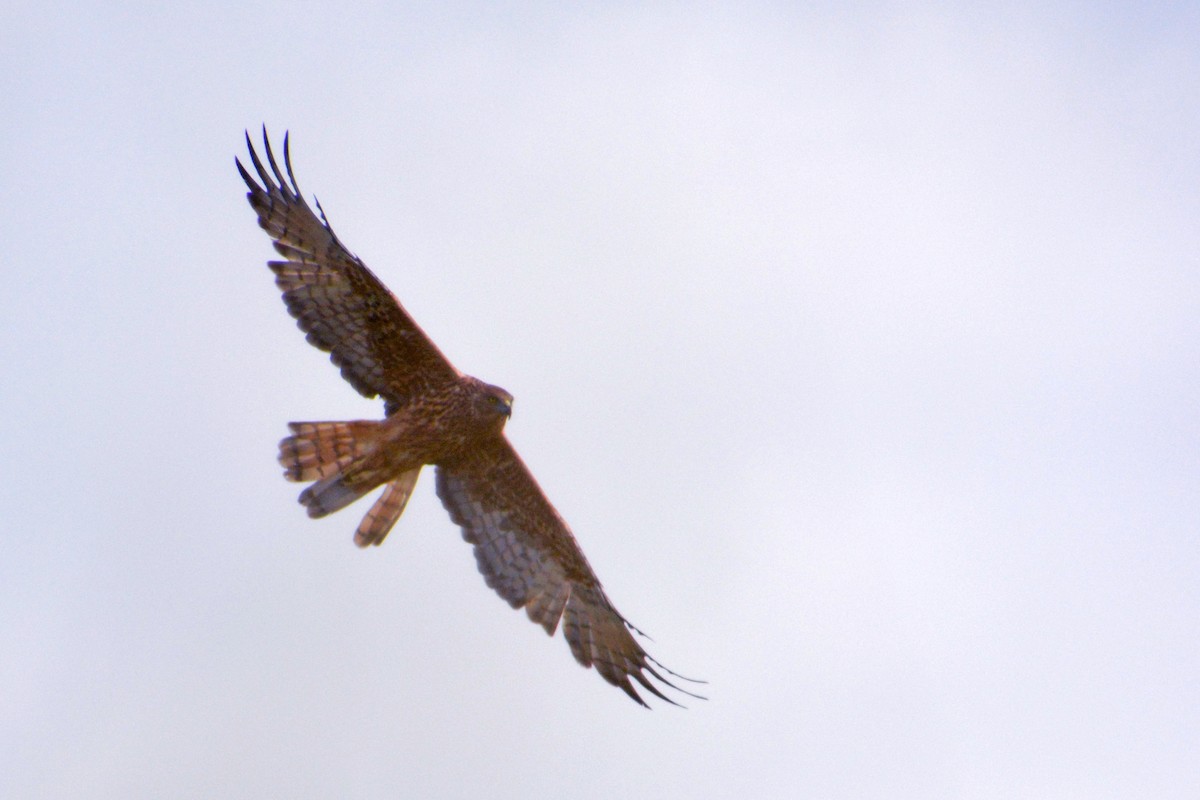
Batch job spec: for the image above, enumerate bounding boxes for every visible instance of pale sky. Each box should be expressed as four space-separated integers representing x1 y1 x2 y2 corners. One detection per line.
2 3 1198 798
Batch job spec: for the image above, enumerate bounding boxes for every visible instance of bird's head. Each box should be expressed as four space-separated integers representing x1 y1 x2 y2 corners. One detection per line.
469 379 513 432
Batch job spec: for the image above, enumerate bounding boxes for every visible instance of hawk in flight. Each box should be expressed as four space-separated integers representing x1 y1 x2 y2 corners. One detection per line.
237 129 700 707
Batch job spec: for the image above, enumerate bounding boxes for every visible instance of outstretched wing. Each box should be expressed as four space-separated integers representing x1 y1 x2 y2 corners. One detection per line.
435 438 701 707
237 128 459 410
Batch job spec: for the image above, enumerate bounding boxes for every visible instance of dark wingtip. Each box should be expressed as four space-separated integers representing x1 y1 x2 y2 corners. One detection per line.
245 127 274 189
617 679 653 709
262 127 294 199
234 157 255 190
657 663 707 702
634 671 686 708
621 617 706 701
282 130 301 195
623 654 708 709
647 655 708 686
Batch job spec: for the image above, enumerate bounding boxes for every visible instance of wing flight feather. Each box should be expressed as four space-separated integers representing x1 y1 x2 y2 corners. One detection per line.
435 439 702 707
237 128 459 410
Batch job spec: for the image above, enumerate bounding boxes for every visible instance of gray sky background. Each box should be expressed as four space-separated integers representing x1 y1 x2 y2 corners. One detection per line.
2 2 1198 797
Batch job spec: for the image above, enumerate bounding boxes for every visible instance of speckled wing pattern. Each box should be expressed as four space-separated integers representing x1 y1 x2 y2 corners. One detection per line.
236 129 459 409
436 438 701 707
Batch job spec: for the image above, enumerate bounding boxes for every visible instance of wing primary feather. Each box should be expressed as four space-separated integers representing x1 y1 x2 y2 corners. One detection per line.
235 157 257 194
314 196 332 229
282 131 302 197
645 654 708 688
641 661 707 701
619 680 651 709
262 126 294 201
245 129 275 191
312 195 348 248
630 671 683 708
623 618 652 640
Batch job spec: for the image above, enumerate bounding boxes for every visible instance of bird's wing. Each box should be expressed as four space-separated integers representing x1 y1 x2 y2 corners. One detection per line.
237 128 459 410
435 437 701 707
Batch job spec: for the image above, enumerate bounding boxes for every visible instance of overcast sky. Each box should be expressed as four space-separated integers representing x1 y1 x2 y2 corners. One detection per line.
2 2 1198 798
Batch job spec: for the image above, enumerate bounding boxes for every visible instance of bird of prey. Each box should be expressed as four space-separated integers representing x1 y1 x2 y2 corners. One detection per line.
236 129 700 707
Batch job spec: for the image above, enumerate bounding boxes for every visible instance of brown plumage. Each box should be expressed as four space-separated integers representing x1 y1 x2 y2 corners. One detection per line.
237 128 701 707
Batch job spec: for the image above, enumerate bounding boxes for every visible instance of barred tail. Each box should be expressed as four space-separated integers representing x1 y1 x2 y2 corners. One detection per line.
295 474 363 517
355 468 421 548
278 421 379 482
277 421 419 544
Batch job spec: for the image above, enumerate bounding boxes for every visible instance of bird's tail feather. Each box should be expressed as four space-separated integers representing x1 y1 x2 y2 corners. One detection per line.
278 421 378 482
298 473 372 518
355 468 421 547
278 421 418 544
279 420 383 518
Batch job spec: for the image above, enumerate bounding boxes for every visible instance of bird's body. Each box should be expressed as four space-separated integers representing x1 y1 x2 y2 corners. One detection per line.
280 376 512 543
237 129 699 706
